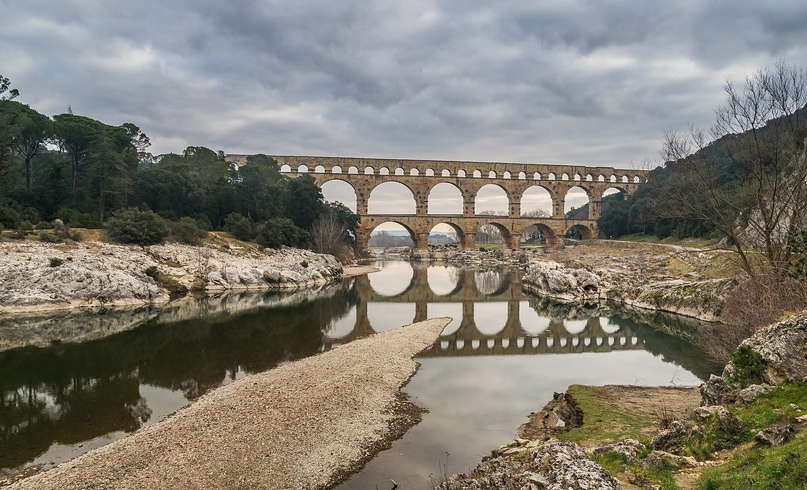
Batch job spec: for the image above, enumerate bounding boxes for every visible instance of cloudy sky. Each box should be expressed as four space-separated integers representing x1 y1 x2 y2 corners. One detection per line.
4 0 807 169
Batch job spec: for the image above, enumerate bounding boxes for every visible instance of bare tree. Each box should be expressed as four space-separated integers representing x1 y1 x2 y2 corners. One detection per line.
660 60 807 277
311 213 354 263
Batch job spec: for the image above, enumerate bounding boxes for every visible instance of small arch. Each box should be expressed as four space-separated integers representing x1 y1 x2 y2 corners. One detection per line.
610 175 617 183
458 169 467 177
533 172 541 180
621 175 629 183
441 169 451 177
518 171 527 180
561 173 569 181
297 164 309 173
332 166 343 174
633 176 641 183
280 164 292 172
364 167 375 175
410 168 420 176
394 168 405 176
488 171 497 179
547 172 556 180
473 170 482 178
379 167 390 175
348 166 359 175
314 165 325 174
585 174 593 181
573 173 581 181
425 168 435 176
503 171 512 179
597 175 605 182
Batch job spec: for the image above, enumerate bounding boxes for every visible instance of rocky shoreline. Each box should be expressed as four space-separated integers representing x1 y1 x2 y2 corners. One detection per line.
0 240 343 316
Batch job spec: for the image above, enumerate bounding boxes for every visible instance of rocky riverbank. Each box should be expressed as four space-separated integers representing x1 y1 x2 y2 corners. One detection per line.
438 311 807 489
0 239 343 315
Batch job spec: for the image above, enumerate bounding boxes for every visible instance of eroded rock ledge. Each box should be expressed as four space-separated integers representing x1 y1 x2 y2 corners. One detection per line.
0 241 343 315
522 259 733 321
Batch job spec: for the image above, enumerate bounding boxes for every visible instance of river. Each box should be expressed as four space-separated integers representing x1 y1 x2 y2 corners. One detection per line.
0 259 721 487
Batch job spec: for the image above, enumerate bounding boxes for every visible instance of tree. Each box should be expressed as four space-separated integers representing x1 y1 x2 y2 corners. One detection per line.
0 101 52 190
284 174 325 230
53 113 101 192
0 74 19 101
660 60 807 277
106 207 167 245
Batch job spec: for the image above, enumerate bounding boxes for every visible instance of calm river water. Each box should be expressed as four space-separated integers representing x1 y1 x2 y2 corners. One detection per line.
0 260 721 487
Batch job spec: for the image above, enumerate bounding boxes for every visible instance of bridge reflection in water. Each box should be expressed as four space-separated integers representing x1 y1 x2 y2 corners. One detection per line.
322 261 644 357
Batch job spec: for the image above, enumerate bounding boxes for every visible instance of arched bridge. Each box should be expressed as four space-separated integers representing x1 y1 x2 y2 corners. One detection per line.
228 155 649 250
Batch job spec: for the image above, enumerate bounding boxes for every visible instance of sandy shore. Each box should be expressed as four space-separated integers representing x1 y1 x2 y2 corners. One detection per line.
342 264 380 277
9 318 450 490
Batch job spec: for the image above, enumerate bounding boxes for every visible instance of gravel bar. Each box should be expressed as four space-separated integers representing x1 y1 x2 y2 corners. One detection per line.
10 317 451 490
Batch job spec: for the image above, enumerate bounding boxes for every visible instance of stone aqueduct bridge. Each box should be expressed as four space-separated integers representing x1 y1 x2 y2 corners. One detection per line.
230 155 649 250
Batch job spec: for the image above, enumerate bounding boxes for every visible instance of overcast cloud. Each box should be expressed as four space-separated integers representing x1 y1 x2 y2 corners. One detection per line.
3 1 807 168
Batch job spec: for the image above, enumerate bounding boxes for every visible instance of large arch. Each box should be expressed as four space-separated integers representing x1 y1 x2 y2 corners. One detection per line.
428 183 463 215
475 221 516 248
564 186 590 219
566 224 593 240
368 182 416 214
520 186 553 217
366 221 416 249
320 179 357 212
475 184 509 215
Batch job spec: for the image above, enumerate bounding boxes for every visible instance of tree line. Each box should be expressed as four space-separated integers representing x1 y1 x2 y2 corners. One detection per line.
0 76 358 259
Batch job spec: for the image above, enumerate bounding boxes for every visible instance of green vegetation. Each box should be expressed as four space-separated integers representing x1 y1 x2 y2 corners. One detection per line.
557 385 657 444
106 208 168 246
728 345 766 387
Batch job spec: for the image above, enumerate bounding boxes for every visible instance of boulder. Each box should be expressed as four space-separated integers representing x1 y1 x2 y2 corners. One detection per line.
725 313 807 385
650 420 693 452
738 384 775 404
700 374 739 406
518 392 583 440
755 425 796 446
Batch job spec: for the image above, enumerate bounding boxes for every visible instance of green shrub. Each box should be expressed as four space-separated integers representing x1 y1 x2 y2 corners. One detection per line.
170 217 208 245
49 257 64 267
106 208 168 246
58 208 102 229
256 218 310 249
36 220 53 230
0 207 20 229
39 231 63 243
224 213 255 241
729 345 766 386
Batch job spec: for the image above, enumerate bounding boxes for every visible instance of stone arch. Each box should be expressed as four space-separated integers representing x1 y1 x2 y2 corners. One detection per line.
585 174 593 181
475 184 510 215
488 170 497 179
547 172 556 180
280 164 292 172
475 269 510 296
609 175 617 183
564 186 591 218
368 181 416 214
458 169 467 178
518 171 527 180
533 172 542 180
379 167 390 175
364 166 374 175
332 165 343 174
633 176 641 183
394 167 405 176
503 171 512 179
428 182 463 214
597 174 605 182
314 165 326 173
297 164 309 173
410 168 420 176
566 224 594 240
473 169 482 178
321 179 357 212
621 175 629 183
441 169 451 177
366 222 417 251
427 222 464 249
561 173 569 181
425 168 435 176
521 186 553 217
348 166 359 175
427 263 463 296
573 173 581 181
474 221 515 248
521 223 556 247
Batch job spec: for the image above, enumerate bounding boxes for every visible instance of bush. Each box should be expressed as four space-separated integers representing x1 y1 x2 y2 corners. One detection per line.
36 220 53 230
58 208 102 229
0 207 20 229
729 345 766 386
49 257 64 267
224 213 255 241
107 208 168 246
256 218 310 249
170 217 208 245
39 231 63 243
